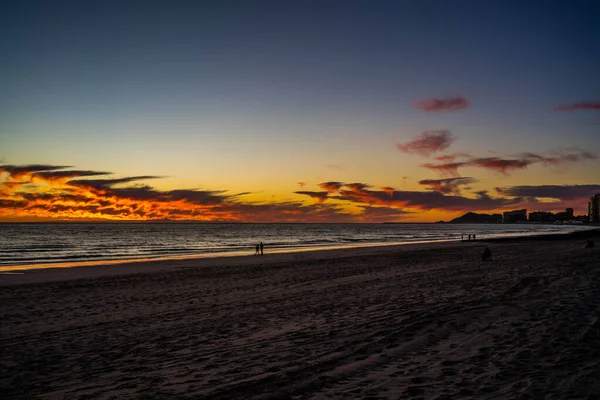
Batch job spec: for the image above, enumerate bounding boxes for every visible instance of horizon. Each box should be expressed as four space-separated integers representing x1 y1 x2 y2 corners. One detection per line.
2 1 600 223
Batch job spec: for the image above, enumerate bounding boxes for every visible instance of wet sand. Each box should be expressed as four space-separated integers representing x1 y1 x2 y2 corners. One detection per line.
2 231 600 398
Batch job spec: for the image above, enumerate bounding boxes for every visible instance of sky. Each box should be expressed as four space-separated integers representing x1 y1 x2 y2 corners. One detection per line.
1 0 599 222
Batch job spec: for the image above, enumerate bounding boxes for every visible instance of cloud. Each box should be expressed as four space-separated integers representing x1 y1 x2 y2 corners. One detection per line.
380 186 395 198
1 164 366 222
421 162 466 177
434 153 471 162
344 183 370 193
554 101 600 111
0 164 72 180
297 181 307 189
467 157 533 175
318 181 344 193
518 149 597 165
414 96 470 112
418 177 477 195
294 191 329 203
397 130 456 157
422 149 596 176
496 184 600 201
4 163 597 222
356 206 412 223
325 164 344 170
69 176 163 189
331 186 522 212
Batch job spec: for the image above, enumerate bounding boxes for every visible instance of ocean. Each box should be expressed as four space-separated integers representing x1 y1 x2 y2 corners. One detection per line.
0 222 594 269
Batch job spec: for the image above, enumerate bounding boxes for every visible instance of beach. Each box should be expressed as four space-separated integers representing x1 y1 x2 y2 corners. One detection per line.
2 231 600 399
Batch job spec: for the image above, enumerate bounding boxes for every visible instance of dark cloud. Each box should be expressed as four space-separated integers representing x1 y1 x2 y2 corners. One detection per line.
69 176 163 189
356 206 412 223
418 177 477 195
421 162 466 177
414 96 470 112
294 191 329 203
496 185 600 201
163 189 231 205
332 187 522 212
468 157 533 174
0 164 71 179
33 170 112 180
554 101 600 111
297 181 307 189
318 181 344 193
434 153 471 162
379 186 395 198
397 130 456 157
518 149 597 165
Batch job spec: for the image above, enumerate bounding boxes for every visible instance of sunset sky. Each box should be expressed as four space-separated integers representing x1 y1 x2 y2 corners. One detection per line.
2 1 599 222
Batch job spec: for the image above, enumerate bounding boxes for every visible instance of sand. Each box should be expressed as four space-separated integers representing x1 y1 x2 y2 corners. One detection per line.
2 231 600 399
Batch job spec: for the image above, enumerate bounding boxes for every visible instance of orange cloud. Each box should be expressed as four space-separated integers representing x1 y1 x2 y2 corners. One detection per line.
414 96 470 112
380 186 395 198
345 183 370 193
397 131 456 157
317 181 344 193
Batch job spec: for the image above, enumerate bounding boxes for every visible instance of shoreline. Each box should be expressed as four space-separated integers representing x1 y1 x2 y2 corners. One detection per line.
1 228 598 286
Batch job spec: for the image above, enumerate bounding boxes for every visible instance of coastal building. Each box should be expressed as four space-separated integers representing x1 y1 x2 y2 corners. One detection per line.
590 194 600 223
528 208 576 223
529 211 554 223
503 209 527 223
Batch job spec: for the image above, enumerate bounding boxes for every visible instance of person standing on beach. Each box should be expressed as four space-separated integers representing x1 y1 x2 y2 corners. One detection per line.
255 244 260 255
260 241 264 255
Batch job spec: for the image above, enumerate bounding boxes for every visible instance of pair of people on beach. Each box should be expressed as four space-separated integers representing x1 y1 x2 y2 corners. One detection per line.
255 242 264 256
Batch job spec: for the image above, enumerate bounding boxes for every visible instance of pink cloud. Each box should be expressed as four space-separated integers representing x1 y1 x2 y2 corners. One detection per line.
414 96 470 112
397 130 456 157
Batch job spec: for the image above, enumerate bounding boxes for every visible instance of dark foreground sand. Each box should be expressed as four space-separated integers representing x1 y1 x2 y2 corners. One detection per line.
2 232 600 399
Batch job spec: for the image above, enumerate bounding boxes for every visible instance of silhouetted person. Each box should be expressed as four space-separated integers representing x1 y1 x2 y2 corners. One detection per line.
468 234 472 241
461 234 464 242
482 247 492 261
473 234 476 241
255 244 260 255
260 242 264 255
584 239 595 248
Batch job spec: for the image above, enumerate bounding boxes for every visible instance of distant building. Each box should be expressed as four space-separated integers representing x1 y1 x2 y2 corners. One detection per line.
556 208 575 221
529 211 555 223
503 209 527 223
590 194 600 223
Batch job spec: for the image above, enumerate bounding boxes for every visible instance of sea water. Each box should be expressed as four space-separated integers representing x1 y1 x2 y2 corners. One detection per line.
0 222 594 268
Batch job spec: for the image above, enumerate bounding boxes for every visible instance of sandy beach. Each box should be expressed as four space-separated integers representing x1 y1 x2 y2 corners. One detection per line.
2 231 600 399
